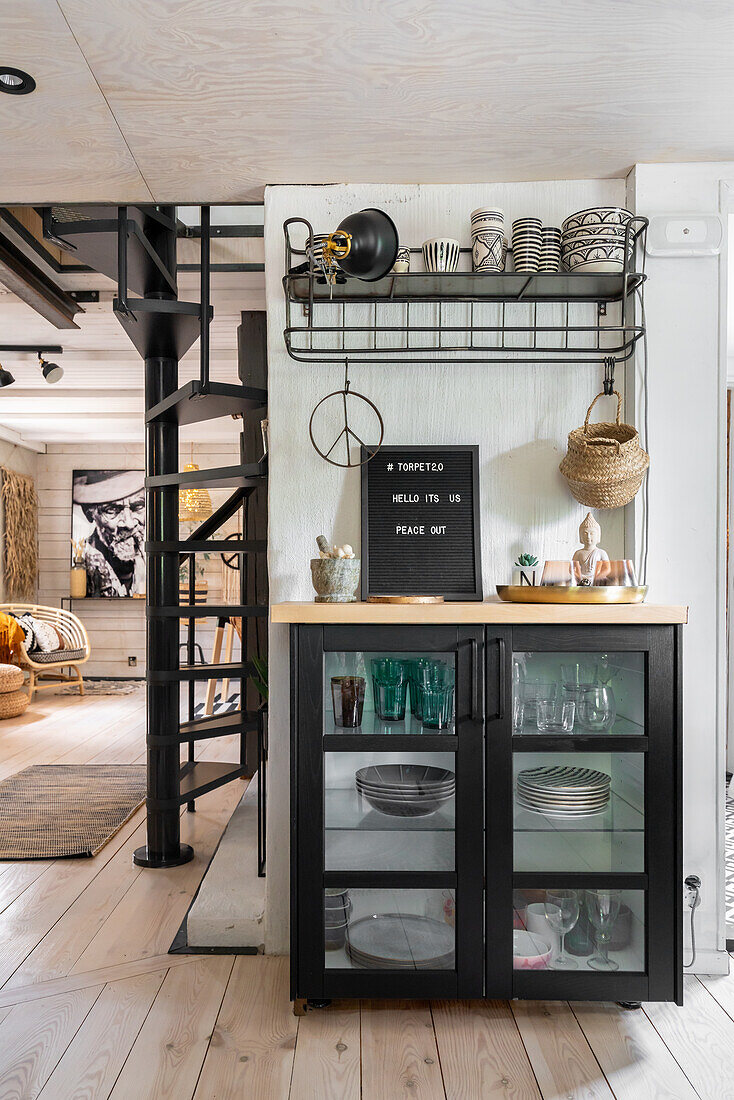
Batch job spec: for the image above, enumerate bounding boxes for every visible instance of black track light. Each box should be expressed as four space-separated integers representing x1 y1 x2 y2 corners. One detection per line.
0 367 16 388
38 354 63 384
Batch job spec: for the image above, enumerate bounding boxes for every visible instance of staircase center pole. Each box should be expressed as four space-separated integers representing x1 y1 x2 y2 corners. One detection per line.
134 206 194 868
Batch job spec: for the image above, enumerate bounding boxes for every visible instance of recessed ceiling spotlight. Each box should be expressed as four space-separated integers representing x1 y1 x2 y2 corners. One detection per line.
0 67 36 95
0 366 16 388
38 354 63 384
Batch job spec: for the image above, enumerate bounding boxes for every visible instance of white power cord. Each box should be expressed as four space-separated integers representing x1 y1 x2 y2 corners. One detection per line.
684 875 702 969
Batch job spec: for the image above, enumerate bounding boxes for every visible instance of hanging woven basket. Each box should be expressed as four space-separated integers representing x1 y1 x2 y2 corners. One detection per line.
559 390 649 509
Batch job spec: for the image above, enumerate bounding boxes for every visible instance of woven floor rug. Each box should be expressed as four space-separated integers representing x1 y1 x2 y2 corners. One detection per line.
0 765 146 858
55 680 144 696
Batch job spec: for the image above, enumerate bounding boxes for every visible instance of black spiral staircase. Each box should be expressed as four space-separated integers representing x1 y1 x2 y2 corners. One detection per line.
46 204 268 868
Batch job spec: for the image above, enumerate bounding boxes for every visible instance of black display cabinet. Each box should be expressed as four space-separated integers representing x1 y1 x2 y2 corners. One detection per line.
289 620 683 1009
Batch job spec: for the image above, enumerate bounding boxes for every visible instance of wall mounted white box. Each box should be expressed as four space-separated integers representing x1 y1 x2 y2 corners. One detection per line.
646 214 723 257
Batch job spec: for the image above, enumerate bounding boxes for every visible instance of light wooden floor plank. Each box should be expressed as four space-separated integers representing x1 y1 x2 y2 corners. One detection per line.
37 969 167 1100
194 955 297 1100
289 999 360 1100
0 861 54 916
432 999 541 1099
644 975 734 1099
6 814 148 988
697 968 734 1023
511 1000 614 1099
572 1001 699 1100
0 983 103 1099
0 952 200 1010
361 999 445 1100
110 956 234 1100
71 784 245 974
0 807 152 989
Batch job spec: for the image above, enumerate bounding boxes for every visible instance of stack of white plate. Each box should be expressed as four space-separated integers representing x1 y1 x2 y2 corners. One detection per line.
516 765 611 817
561 207 635 273
355 764 455 818
345 912 455 969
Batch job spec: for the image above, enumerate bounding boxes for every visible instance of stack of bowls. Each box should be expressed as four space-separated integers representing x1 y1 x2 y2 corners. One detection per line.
470 208 506 273
324 888 352 951
511 218 542 272
561 207 635 273
355 763 455 818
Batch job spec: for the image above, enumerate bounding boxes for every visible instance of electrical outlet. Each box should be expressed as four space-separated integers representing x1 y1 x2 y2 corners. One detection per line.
128 656 137 668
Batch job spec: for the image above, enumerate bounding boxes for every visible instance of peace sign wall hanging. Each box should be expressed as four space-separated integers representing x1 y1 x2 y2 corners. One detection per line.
309 361 384 468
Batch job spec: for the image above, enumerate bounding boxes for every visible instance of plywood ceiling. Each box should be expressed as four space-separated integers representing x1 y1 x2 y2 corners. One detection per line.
1 0 733 203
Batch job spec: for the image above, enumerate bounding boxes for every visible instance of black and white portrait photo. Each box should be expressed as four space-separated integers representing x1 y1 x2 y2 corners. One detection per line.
71 470 146 597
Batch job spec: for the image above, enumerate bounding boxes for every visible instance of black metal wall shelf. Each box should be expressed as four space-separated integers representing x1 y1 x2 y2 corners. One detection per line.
282 216 648 365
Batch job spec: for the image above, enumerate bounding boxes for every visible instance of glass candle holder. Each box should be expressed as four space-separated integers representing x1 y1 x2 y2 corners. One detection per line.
331 676 366 728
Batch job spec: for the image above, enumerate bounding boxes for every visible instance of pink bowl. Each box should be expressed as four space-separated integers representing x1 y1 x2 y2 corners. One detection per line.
513 929 552 970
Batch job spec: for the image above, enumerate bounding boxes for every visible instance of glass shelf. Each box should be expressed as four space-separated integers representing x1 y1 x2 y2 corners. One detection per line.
324 887 456 970
512 752 644 873
513 888 645 973
324 713 455 737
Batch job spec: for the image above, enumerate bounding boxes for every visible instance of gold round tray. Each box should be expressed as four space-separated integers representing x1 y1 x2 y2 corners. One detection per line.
496 585 648 605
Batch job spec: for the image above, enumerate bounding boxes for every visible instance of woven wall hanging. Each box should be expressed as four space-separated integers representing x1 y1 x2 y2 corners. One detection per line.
0 466 38 599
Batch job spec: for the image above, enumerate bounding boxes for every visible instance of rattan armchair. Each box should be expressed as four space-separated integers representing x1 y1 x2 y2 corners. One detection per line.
0 603 90 699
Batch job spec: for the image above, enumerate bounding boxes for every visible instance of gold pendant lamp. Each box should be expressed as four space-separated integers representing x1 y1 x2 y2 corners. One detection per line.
179 444 213 522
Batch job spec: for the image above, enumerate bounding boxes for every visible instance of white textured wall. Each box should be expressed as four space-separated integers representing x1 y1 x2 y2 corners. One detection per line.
627 163 734 974
264 180 628 953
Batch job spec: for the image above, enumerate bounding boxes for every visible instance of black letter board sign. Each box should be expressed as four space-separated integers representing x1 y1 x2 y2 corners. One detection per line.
360 445 482 601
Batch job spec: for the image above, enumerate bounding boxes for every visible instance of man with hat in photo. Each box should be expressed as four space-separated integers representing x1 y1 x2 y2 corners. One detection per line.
72 470 146 597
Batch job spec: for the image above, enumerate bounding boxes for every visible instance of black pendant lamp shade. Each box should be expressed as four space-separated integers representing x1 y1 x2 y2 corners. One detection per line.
334 208 399 281
0 366 15 388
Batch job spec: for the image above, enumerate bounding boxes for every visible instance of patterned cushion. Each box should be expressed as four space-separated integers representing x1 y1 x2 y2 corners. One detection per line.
31 648 85 665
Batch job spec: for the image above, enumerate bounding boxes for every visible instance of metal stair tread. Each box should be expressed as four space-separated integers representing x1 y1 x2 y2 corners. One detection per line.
145 463 265 490
145 380 267 426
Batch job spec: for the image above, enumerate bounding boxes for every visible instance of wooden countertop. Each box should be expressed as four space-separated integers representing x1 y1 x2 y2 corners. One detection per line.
271 598 688 625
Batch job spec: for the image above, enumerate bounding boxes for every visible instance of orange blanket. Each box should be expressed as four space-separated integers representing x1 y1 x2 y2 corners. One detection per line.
0 613 25 664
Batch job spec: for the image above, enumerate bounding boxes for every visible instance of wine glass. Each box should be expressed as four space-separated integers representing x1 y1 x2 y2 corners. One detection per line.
544 889 580 969
586 889 622 970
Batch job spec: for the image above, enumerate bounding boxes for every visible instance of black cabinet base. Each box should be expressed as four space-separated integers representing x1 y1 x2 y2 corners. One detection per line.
133 843 194 868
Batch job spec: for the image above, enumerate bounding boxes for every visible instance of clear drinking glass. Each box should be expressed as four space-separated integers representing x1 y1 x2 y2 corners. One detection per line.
586 889 622 970
536 699 575 733
577 685 616 733
544 889 580 969
512 695 525 733
521 681 557 723
417 666 455 729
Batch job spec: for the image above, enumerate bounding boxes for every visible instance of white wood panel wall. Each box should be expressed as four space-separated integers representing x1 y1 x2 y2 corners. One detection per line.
264 180 628 953
37 440 241 677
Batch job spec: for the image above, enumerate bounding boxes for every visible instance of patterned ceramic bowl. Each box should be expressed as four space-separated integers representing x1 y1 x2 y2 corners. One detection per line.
561 206 633 233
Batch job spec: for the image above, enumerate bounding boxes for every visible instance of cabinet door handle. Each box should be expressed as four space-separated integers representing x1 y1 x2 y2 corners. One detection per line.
470 637 479 722
497 638 506 720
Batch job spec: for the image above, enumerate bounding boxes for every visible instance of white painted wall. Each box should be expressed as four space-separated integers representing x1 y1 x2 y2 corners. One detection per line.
627 163 734 974
264 180 631 953
37 440 240 678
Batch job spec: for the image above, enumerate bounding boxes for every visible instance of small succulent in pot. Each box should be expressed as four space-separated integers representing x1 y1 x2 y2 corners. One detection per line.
311 535 360 602
512 553 540 587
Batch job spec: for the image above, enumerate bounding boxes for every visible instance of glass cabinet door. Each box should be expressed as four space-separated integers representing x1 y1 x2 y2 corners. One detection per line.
486 626 680 1004
294 625 483 1000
